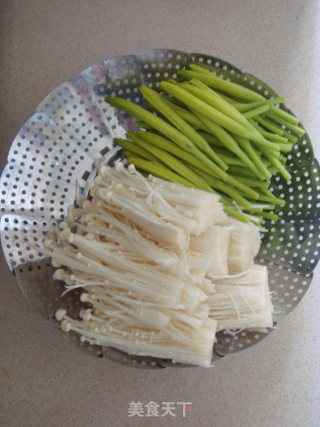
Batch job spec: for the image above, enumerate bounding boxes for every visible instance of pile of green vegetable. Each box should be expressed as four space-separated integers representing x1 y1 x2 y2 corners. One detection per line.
105 63 305 224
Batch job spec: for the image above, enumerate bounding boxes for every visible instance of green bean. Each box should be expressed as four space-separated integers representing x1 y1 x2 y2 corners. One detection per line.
268 105 300 125
246 210 279 221
136 120 154 130
114 138 156 160
106 64 298 224
136 131 216 175
160 97 205 129
268 166 280 175
181 67 262 101
243 104 270 119
234 135 271 179
126 131 213 191
215 92 239 104
231 175 269 189
257 193 285 206
255 116 284 135
161 88 279 152
276 143 294 153
266 111 305 136
160 97 277 177
106 96 195 151
197 131 224 147
192 111 262 177
189 165 252 209
124 154 196 189
224 208 249 222
267 156 292 181
184 79 253 129
249 119 290 143
160 81 257 138
227 165 259 178
189 63 216 76
282 130 298 143
234 97 286 113
226 176 259 200
188 62 301 125
215 152 247 166
140 85 228 171
105 96 228 181
138 131 258 199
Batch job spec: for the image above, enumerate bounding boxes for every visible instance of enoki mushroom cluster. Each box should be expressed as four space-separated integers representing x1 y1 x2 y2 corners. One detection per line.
44 163 273 367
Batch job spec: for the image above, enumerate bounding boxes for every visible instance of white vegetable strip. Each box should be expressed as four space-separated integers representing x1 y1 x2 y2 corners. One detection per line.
47 165 225 367
46 164 272 367
227 219 261 273
212 265 267 286
207 266 273 330
186 250 213 281
94 194 189 252
70 211 181 268
191 225 232 276
99 167 227 227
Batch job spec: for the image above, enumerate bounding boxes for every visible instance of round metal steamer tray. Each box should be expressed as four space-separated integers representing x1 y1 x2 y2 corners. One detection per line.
1 49 319 369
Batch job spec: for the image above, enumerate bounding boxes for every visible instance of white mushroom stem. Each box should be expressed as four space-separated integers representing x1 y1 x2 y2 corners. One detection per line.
45 165 270 368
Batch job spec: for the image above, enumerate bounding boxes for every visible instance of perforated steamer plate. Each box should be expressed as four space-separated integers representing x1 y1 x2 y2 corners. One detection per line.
1 49 319 368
